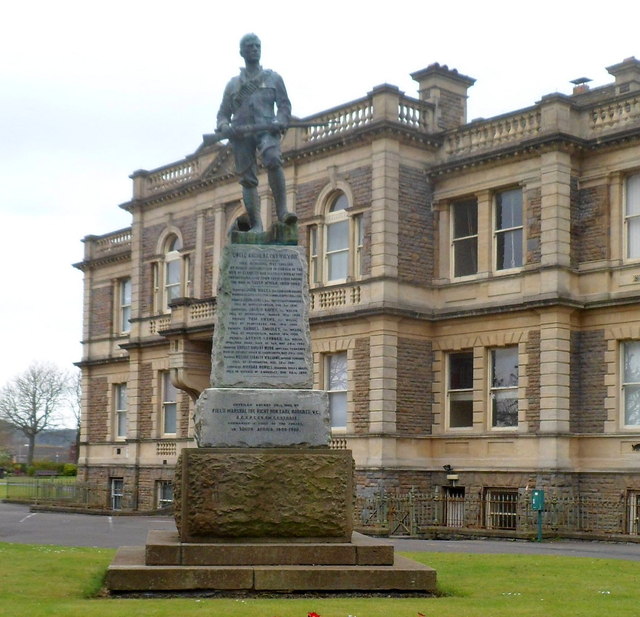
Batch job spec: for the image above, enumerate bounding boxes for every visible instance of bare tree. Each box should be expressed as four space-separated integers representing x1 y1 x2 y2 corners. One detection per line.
0 363 69 466
67 369 82 462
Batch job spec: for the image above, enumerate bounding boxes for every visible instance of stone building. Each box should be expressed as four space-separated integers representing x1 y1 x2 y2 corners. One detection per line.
76 57 640 534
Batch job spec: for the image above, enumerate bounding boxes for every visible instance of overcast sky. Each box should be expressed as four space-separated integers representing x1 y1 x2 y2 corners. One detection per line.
2 0 638 426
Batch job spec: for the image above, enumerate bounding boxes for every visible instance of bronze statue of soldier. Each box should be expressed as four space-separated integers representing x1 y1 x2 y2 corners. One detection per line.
217 34 297 233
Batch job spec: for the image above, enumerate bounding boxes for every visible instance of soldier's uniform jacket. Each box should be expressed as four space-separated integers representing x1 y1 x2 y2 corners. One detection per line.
217 67 291 129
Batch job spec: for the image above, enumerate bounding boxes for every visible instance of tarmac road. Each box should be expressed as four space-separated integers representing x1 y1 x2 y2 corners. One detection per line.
1 502 639 561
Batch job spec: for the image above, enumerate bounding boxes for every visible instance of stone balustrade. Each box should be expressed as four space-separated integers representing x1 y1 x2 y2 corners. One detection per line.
302 89 433 143
444 108 542 157
82 228 132 262
590 94 640 132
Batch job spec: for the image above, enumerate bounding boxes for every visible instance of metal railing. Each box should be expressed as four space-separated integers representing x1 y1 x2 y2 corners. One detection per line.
356 489 632 537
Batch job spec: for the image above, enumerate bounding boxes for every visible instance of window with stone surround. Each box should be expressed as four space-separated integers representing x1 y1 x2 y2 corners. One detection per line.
156 480 174 509
114 383 127 440
161 372 177 435
446 351 474 429
326 352 347 429
308 191 364 286
451 197 478 278
153 234 191 313
490 346 519 428
625 173 640 260
622 341 640 426
494 188 523 270
117 278 131 334
110 477 124 511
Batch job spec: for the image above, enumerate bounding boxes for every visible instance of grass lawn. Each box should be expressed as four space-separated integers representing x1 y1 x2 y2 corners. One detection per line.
0 543 638 617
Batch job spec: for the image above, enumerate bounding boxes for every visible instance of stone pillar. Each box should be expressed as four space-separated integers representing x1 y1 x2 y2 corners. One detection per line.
537 307 574 443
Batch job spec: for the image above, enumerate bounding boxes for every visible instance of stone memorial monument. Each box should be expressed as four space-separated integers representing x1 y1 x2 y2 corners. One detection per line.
105 34 436 595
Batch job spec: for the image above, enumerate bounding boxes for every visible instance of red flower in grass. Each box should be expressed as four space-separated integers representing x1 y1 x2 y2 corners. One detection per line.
308 612 321 617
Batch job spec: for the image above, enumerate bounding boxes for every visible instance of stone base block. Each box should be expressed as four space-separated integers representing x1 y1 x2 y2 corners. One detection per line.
174 448 354 542
146 530 395 566
106 543 437 594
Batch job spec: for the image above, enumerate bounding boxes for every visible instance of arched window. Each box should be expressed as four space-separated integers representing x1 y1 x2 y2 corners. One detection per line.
325 193 349 281
308 189 365 286
153 233 191 313
164 235 183 307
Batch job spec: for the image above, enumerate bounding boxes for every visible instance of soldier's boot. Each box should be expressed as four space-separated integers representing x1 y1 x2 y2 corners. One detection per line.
242 186 263 233
268 167 297 225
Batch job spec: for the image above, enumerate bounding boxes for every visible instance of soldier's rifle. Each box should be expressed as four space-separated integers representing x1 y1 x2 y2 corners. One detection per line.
201 119 338 147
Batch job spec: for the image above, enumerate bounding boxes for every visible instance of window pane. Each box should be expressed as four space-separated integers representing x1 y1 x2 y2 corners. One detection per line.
163 403 177 433
163 373 177 402
452 200 477 238
121 278 131 305
328 353 347 390
116 384 127 410
167 235 182 252
309 226 318 255
329 391 347 428
626 174 640 216
624 342 640 382
496 228 523 270
453 237 478 277
330 193 349 212
627 218 640 259
166 259 180 285
117 411 127 438
450 394 473 428
624 384 640 426
496 189 522 229
327 251 348 280
449 352 473 389
492 348 518 388
327 220 349 252
121 306 131 332
492 392 518 427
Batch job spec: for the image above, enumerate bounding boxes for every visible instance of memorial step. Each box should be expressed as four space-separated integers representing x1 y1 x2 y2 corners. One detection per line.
145 530 395 566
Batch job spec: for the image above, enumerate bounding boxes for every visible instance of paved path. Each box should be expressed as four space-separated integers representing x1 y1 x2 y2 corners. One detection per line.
1 502 639 561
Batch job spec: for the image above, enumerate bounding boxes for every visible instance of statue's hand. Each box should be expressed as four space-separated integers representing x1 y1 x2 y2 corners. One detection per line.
217 123 237 138
270 121 286 133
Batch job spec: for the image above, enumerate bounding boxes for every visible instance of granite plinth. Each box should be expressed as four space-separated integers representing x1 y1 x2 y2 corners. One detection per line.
194 388 330 448
174 448 354 543
211 244 313 389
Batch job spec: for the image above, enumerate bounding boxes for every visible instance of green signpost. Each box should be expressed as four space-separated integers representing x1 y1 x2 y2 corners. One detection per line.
532 489 545 542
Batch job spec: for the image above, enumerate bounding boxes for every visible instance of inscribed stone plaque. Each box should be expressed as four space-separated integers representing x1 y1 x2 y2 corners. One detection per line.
195 388 330 448
211 244 313 389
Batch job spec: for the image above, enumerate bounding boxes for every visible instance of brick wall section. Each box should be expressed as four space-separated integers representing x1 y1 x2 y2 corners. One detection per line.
87 376 108 442
138 363 154 439
140 223 165 314
352 337 370 434
571 183 609 266
296 178 329 221
570 330 607 433
89 286 113 339
525 186 541 265
396 338 433 435
398 165 433 285
296 167 372 219
525 330 541 432
349 166 373 208
203 214 215 298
